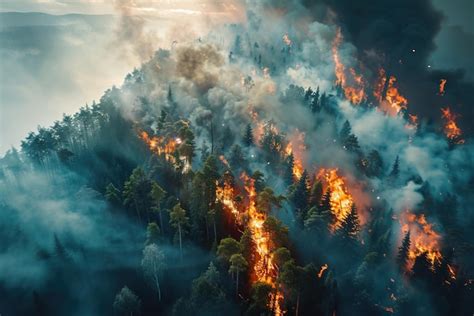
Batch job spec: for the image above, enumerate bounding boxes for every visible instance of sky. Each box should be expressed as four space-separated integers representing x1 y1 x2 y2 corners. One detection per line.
0 0 472 154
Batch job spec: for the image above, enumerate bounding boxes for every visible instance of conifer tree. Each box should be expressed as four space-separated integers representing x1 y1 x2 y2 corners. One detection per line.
243 123 254 147
397 231 411 271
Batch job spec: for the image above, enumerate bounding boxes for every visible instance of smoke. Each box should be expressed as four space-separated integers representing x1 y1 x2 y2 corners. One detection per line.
176 45 224 93
113 0 160 63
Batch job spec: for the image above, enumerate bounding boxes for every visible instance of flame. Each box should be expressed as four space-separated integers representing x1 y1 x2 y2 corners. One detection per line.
219 155 230 168
283 34 292 46
405 114 418 131
318 264 328 278
399 211 443 270
216 178 240 219
241 173 284 315
373 68 387 102
332 28 366 104
140 131 177 161
447 264 456 280
384 76 408 115
438 79 447 96
248 106 265 143
441 107 464 144
284 129 306 180
374 69 408 116
317 168 354 231
140 131 191 172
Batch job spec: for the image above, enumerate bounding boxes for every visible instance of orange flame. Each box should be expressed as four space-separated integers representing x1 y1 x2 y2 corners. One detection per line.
374 68 408 116
219 155 231 168
216 178 240 219
441 107 464 144
399 211 443 270
140 131 177 160
438 79 447 96
373 68 387 103
241 173 284 315
285 129 306 180
317 168 354 231
332 28 366 104
140 131 191 172
384 76 408 115
318 264 328 278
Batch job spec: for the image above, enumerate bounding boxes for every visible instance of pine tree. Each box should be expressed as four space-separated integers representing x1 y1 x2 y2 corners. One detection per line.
366 150 383 177
310 87 320 113
319 188 332 214
389 156 400 178
284 153 295 185
397 231 411 271
338 204 361 239
291 170 310 220
309 180 323 208
339 120 352 142
243 123 254 147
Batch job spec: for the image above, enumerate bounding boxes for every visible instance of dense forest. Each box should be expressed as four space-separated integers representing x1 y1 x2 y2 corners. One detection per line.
1 1 473 315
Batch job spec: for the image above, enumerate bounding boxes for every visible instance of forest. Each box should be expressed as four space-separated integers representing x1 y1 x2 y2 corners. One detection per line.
1 1 473 315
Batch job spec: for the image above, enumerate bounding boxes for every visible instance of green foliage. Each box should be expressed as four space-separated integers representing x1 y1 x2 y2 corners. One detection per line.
397 231 411 271
113 286 141 316
145 222 161 245
217 237 242 262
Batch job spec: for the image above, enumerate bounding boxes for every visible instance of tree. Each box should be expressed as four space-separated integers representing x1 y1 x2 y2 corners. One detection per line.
412 252 433 281
229 253 248 295
123 167 152 223
339 120 360 152
141 244 166 301
150 182 166 232
113 286 141 316
279 261 305 316
397 231 411 271
169 203 189 259
338 204 361 241
240 228 254 263
389 155 400 178
257 187 284 214
53 234 69 261
284 153 296 185
146 222 161 245
217 237 242 262
291 170 310 220
365 150 383 177
229 144 246 170
273 247 293 271
105 183 121 207
248 281 273 315
310 87 320 112
263 216 289 248
189 262 227 312
309 180 323 208
243 123 254 147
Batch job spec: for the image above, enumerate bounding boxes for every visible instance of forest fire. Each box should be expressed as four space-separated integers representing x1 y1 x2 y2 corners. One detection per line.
140 131 177 161
332 28 365 104
399 211 443 270
241 173 284 316
383 76 408 115
318 264 328 278
438 79 447 96
374 69 408 116
216 178 240 219
441 107 464 144
285 129 306 180
317 168 354 231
